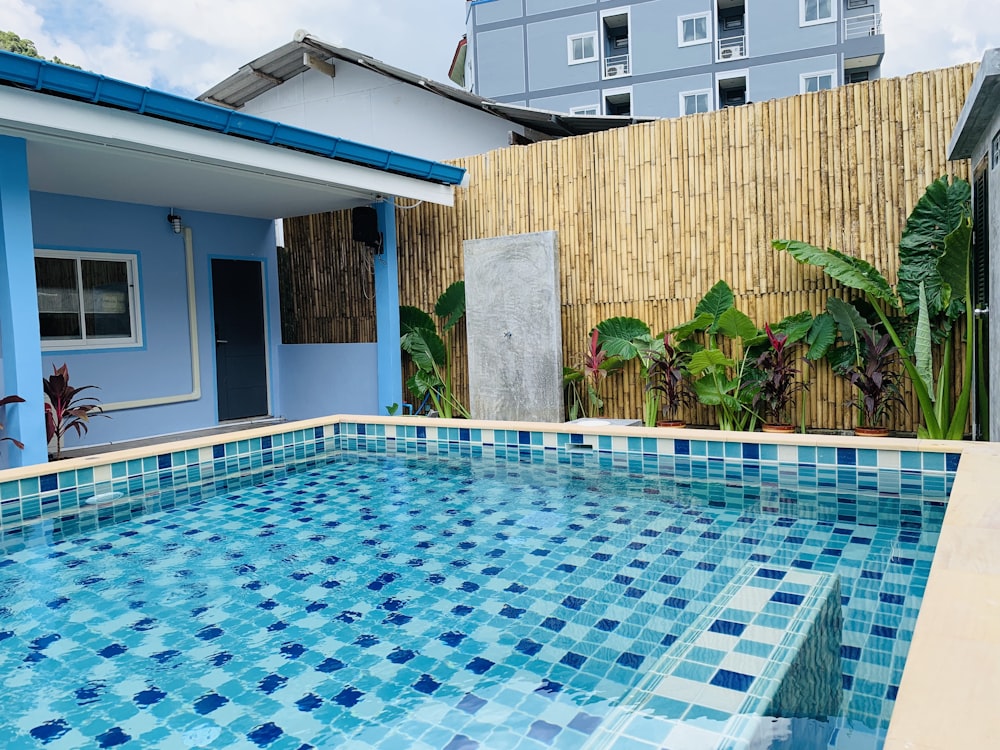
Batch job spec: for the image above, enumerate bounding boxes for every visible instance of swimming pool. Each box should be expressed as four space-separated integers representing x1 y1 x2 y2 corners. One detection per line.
0 420 957 749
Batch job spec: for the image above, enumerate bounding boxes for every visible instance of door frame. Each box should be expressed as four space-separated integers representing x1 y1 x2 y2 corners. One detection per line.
208 255 274 422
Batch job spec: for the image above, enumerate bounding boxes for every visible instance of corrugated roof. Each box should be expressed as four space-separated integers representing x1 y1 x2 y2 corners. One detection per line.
199 32 654 139
0 49 465 187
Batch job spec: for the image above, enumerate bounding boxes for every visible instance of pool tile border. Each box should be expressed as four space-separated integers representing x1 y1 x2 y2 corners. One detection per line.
0 418 960 546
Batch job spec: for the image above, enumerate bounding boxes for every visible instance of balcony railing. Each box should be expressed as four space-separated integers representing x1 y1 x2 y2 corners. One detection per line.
844 12 882 39
604 54 630 79
718 35 746 61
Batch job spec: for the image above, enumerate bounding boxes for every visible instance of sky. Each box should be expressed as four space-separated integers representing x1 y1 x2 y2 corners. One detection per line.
0 0 995 99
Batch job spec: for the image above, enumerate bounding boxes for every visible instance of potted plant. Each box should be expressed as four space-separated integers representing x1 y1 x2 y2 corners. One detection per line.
751 324 808 433
646 334 694 427
44 363 106 459
564 328 624 420
839 328 906 436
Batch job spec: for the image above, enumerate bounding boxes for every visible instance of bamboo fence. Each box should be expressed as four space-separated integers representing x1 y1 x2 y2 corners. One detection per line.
281 63 978 432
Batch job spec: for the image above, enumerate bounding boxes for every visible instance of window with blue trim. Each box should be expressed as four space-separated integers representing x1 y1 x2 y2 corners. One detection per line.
35 249 142 350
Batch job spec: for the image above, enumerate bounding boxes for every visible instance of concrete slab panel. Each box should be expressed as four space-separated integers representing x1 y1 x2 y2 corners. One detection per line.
464 231 563 422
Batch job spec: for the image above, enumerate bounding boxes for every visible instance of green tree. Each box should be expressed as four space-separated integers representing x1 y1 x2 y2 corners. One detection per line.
0 30 79 68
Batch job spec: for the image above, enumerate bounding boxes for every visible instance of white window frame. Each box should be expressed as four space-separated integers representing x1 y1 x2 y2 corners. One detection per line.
35 248 143 351
678 12 712 47
679 89 712 116
800 0 837 26
569 105 600 115
567 32 598 65
800 70 836 93
602 85 633 116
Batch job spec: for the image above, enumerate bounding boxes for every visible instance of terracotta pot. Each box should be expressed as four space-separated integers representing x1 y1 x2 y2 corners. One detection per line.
854 426 890 437
656 420 686 429
761 424 796 434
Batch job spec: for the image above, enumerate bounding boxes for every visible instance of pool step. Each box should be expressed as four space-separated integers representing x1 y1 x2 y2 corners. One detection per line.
584 562 842 749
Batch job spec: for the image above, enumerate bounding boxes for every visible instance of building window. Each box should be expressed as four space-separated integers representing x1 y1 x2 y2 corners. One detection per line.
801 71 835 93
846 0 869 8
680 90 711 115
567 33 598 64
801 0 835 25
569 105 600 115
35 250 142 350
678 13 711 47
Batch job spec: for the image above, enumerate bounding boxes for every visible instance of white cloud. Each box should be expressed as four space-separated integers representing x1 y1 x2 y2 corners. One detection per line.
1 1 994 99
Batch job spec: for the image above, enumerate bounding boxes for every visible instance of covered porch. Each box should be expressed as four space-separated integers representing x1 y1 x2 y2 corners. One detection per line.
0 50 463 468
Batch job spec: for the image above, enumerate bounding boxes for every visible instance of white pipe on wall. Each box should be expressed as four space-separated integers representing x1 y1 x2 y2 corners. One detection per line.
101 225 202 411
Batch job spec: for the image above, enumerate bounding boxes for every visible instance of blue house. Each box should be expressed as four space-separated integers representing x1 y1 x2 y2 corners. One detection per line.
0 50 464 468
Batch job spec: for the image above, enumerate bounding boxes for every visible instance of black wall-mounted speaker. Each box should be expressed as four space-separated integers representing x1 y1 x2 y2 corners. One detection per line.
351 206 382 249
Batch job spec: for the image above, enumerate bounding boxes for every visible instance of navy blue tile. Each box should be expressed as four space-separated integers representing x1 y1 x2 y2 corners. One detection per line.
541 617 566 632
316 657 345 672
96 727 131 748
595 618 619 632
879 593 905 606
742 443 759 460
334 687 364 707
560 651 586 669
561 595 586 610
413 674 441 694
500 604 526 619
837 448 857 466
296 693 323 712
516 639 542 656
30 719 70 743
710 669 754 692
871 625 897 639
756 568 786 580
258 674 287 695
194 692 229 715
708 619 746 637
617 651 645 669
675 439 690 455
841 645 861 661
439 631 467 647
247 722 283 748
133 686 166 708
466 657 494 675
40 473 58 492
664 597 688 609
770 591 804 606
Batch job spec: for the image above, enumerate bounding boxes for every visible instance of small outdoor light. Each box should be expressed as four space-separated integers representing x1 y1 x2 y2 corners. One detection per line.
167 213 182 234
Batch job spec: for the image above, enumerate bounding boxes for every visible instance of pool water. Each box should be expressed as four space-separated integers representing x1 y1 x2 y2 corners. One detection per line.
0 449 942 749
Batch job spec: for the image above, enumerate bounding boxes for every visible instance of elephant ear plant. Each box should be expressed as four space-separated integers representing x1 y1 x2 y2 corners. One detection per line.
44 363 106 460
399 281 470 419
563 328 624 420
595 316 664 427
774 175 973 439
671 280 761 431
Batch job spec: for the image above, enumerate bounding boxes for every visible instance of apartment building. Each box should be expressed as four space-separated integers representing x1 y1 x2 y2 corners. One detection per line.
461 0 884 117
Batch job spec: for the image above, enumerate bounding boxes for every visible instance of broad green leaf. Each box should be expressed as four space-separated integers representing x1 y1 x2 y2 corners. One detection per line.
671 312 714 340
716 307 758 341
563 367 583 385
826 297 871 368
692 376 724 405
596 316 652 360
400 328 447 371
805 312 837 360
694 280 735 332
825 345 856 374
938 216 972 309
898 176 971 320
688 348 735 374
773 311 815 344
773 240 897 306
434 281 466 332
914 282 934 401
400 305 436 335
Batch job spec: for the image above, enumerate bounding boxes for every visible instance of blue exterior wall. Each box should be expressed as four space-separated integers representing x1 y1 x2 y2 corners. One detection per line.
469 0 883 116
527 13 600 92
634 72 714 119
29 193 284 450
475 26 527 98
632 0 712 75
278 343 377 419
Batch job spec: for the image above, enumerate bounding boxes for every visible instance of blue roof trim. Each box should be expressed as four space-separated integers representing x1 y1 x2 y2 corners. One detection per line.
0 50 465 187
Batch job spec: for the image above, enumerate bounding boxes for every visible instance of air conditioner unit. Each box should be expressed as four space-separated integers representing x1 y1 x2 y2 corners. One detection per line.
607 64 624 76
720 48 734 59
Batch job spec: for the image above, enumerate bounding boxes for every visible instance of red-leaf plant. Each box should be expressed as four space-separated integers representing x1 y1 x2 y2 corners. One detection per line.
751 324 808 427
0 394 26 450
43 364 106 459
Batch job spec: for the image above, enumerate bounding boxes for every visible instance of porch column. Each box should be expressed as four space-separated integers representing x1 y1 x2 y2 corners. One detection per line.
0 136 47 466
374 199 402 414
